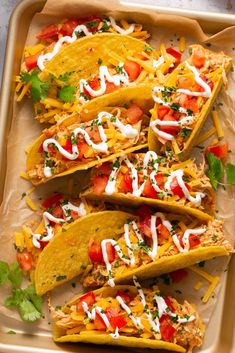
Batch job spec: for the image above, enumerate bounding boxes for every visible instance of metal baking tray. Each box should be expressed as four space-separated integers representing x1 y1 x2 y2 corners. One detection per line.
0 0 235 352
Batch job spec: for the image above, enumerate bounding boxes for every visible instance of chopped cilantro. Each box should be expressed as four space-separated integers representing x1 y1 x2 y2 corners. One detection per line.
100 22 110 32
58 71 74 82
56 275 67 281
170 102 180 112
197 261 205 267
58 85 76 103
181 128 191 139
20 70 49 103
97 58 103 65
85 20 98 28
116 65 125 75
188 47 193 55
226 163 235 185
206 153 224 189
7 330 16 334
144 45 153 53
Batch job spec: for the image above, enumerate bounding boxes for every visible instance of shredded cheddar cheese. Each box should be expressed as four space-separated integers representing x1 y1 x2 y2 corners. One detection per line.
190 266 219 303
194 127 216 146
211 110 224 140
194 281 202 290
202 276 219 303
179 37 186 53
20 171 30 180
25 195 38 211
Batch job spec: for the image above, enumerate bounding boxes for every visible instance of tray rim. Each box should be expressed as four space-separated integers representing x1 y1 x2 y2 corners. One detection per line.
0 0 235 353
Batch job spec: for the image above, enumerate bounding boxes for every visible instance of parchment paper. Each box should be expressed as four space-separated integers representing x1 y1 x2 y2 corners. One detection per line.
0 0 235 343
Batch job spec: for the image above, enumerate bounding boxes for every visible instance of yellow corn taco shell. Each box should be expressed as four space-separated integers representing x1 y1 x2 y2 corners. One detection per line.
35 210 229 296
53 285 186 352
26 84 154 185
148 45 232 159
35 211 134 295
82 190 213 221
40 33 152 84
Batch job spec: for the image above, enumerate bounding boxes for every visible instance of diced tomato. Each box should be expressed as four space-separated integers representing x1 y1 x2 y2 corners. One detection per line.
42 193 63 209
84 77 100 98
126 103 144 124
38 240 49 249
91 175 109 195
16 251 33 272
157 223 170 243
59 19 80 36
191 49 206 68
200 75 214 91
62 138 73 153
88 242 103 263
93 313 106 330
136 205 152 218
160 115 179 135
85 126 102 143
166 48 182 67
142 178 157 199
77 141 89 159
170 177 190 198
164 295 175 312
77 291 96 312
106 307 126 329
123 60 141 81
106 242 116 263
139 214 161 238
79 15 101 32
119 172 133 193
179 233 201 249
157 106 170 119
70 210 80 221
184 97 199 113
177 76 194 89
51 205 64 219
117 290 133 304
95 162 112 176
169 269 188 283
36 24 58 39
160 314 176 342
155 173 165 189
105 82 118 94
25 53 40 71
206 142 228 159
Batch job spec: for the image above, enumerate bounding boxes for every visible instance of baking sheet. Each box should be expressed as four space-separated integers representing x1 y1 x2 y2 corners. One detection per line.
0 0 235 351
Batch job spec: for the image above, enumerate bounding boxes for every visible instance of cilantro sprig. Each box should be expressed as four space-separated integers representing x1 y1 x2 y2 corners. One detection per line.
206 153 235 189
20 70 49 103
58 85 76 103
0 261 43 322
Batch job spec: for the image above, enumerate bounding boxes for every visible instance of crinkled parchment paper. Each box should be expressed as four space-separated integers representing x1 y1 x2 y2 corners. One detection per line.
0 0 235 346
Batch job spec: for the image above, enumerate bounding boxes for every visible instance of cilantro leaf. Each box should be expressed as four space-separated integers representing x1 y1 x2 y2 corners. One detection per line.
20 70 49 103
0 261 10 285
4 285 42 322
8 262 23 288
206 153 224 189
58 71 74 82
226 163 235 185
58 85 76 103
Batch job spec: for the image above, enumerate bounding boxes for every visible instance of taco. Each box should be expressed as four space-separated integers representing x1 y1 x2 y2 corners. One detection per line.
34 208 231 295
15 193 97 275
82 151 215 221
34 210 132 295
17 33 181 123
148 44 232 159
53 278 204 352
26 86 152 185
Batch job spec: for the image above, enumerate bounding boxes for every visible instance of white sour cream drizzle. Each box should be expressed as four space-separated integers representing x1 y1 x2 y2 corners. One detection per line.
116 295 144 329
37 17 136 70
104 151 204 206
133 276 160 333
32 201 86 248
43 111 138 178
172 228 206 253
79 63 129 103
150 61 212 140
164 169 205 206
81 302 111 328
153 56 165 69
154 293 195 324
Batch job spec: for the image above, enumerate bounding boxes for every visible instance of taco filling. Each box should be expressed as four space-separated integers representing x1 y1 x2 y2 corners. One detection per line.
53 278 204 352
82 207 230 288
15 194 93 272
148 45 232 155
84 151 214 215
27 105 149 183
